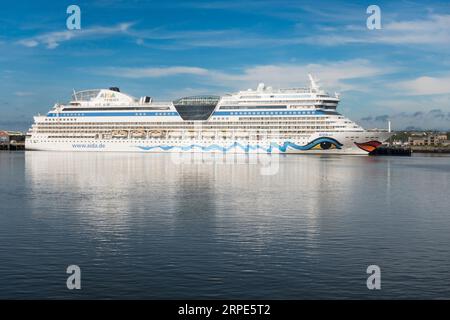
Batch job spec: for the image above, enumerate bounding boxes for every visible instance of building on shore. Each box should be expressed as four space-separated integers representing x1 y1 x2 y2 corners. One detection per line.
0 130 25 150
0 131 10 144
408 133 450 146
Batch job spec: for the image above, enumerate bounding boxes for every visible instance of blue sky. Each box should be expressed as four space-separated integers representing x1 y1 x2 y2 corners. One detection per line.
1 0 450 130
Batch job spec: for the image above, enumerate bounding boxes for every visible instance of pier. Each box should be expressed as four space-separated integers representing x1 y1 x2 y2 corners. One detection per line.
0 131 25 151
369 146 411 156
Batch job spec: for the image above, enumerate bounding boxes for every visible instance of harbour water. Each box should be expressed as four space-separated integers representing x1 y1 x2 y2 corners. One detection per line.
0 151 449 299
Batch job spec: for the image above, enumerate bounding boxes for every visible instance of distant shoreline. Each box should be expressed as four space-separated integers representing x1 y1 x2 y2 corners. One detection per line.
410 147 450 153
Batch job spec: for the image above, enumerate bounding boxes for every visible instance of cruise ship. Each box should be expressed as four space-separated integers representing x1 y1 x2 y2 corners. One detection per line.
26 75 392 154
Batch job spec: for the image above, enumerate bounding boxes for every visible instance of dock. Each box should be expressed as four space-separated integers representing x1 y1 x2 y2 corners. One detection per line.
370 146 411 156
0 131 25 151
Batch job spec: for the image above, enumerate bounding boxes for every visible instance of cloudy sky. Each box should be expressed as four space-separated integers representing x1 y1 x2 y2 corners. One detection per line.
1 0 450 130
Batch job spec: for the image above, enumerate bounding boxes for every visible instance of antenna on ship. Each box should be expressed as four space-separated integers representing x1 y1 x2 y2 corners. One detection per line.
308 74 319 92
73 89 77 101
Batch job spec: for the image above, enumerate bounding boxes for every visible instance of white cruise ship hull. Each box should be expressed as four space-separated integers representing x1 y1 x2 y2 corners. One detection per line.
25 131 392 155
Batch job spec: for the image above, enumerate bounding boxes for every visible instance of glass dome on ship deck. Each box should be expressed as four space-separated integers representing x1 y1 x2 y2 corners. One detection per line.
72 90 101 101
173 95 220 120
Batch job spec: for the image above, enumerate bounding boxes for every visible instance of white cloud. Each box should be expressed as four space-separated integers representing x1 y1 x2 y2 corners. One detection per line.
207 59 393 92
310 14 450 47
378 14 450 45
95 66 209 78
162 87 220 100
14 91 33 97
17 23 133 49
13 14 450 51
17 39 39 47
369 94 450 116
139 14 450 49
92 59 393 93
132 28 278 49
397 75 450 95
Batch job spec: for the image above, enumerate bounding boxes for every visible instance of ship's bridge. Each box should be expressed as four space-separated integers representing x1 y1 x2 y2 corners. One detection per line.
173 95 220 120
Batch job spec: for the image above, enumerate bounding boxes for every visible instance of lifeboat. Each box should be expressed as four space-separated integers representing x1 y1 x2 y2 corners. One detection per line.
131 130 146 138
149 130 163 137
235 131 250 137
168 131 183 137
185 131 197 137
219 131 232 138
112 130 128 138
202 131 216 137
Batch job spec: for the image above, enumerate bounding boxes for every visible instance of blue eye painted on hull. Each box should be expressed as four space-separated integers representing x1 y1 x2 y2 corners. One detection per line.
302 137 343 151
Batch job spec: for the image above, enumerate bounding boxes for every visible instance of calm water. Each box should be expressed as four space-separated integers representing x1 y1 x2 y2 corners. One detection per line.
0 151 449 299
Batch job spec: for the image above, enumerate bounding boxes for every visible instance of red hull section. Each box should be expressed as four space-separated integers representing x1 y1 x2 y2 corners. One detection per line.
354 141 382 153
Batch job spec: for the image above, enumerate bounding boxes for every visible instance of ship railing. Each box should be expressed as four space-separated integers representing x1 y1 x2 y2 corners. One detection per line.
278 88 311 93
367 129 389 132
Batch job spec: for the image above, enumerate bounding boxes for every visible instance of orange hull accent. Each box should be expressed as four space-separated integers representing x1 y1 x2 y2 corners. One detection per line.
354 141 382 152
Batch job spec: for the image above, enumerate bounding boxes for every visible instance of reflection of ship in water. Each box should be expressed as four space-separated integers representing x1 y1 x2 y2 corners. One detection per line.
24 152 378 251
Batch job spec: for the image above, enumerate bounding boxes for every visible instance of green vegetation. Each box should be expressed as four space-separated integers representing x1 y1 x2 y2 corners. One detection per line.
389 131 413 142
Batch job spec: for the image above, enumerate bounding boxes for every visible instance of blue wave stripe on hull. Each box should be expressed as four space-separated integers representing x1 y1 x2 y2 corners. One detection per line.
136 138 342 153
